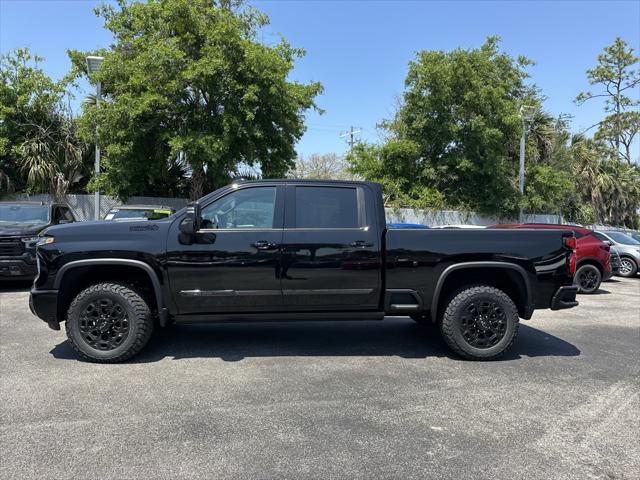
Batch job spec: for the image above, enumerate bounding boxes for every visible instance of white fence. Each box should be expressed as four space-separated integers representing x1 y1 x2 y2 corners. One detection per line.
2 193 559 225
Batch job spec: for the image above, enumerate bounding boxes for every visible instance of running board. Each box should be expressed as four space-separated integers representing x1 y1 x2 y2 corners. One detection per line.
173 311 386 324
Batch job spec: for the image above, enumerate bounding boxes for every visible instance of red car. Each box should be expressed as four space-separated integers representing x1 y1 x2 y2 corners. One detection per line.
488 223 611 294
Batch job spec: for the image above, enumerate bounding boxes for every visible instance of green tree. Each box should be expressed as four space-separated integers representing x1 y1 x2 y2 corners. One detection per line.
576 38 639 164
71 0 322 200
347 37 571 216
0 48 88 197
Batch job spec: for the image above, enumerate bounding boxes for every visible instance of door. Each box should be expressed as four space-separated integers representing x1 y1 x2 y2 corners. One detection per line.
280 184 381 310
167 185 284 315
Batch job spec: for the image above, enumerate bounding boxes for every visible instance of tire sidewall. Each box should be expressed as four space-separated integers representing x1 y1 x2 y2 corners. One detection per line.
67 287 146 361
575 264 601 293
443 289 518 359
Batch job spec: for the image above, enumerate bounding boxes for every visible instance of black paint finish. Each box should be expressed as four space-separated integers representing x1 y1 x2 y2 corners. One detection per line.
30 179 577 329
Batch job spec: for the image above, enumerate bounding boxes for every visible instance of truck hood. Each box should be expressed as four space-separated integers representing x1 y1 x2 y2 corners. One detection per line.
43 219 174 251
0 223 48 237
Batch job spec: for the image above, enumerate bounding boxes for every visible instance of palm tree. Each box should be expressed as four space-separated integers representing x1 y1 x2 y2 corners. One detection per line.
18 114 87 199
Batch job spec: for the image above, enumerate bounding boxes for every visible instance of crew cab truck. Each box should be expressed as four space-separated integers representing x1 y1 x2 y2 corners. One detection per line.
30 180 579 362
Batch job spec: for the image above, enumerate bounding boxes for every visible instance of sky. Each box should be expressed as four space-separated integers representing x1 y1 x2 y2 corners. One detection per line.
1 0 639 158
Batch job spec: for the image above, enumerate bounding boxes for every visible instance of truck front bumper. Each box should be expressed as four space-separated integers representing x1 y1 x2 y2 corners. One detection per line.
29 288 60 330
0 258 37 278
550 285 579 310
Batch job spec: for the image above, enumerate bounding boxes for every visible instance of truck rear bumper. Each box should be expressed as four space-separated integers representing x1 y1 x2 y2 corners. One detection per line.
550 285 579 310
29 288 60 330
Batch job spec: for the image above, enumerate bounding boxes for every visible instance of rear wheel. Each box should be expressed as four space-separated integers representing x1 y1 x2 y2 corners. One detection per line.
65 283 154 363
439 285 519 360
574 264 602 294
618 257 638 278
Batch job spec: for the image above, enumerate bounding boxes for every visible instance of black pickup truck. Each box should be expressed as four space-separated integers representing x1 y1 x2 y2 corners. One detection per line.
30 180 578 362
1 201 76 279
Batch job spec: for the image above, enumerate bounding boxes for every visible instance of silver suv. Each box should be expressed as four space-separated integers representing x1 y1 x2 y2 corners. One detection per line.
592 231 640 278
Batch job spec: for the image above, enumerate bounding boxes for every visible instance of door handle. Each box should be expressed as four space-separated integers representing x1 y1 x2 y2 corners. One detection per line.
252 240 278 250
349 240 373 248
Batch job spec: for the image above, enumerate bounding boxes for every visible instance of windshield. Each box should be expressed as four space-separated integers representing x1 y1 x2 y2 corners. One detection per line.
605 232 640 245
0 204 50 224
107 208 171 220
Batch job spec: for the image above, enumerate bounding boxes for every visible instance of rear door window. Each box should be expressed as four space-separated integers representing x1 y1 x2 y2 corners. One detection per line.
294 186 359 229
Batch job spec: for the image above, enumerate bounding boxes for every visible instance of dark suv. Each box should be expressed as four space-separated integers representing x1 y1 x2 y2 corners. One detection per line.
0 202 75 279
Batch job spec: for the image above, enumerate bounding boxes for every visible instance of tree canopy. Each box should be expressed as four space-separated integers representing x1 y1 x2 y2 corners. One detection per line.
70 0 322 199
347 37 567 216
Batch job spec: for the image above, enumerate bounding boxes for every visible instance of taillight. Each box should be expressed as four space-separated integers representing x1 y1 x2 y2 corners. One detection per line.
564 237 577 250
563 236 577 274
599 243 610 252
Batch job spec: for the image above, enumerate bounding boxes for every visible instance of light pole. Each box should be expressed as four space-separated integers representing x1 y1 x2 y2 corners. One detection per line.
518 105 536 223
86 55 104 220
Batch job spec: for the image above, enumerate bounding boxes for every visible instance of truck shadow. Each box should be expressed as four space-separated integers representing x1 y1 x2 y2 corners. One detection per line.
50 318 580 363
0 280 33 293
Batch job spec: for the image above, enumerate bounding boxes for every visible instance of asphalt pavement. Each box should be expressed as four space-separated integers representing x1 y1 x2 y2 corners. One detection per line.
1 277 638 480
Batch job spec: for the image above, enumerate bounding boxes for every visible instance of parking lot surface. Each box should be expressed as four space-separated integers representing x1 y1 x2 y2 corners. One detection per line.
1 277 639 480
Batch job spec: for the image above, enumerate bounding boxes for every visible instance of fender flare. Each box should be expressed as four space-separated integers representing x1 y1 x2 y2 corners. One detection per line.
430 261 532 319
55 258 168 326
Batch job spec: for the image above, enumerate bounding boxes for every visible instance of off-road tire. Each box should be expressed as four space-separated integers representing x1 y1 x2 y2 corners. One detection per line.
440 285 519 361
574 264 602 294
66 283 153 363
618 257 638 278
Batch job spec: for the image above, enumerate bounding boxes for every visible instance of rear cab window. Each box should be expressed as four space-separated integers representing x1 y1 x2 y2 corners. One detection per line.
293 186 361 229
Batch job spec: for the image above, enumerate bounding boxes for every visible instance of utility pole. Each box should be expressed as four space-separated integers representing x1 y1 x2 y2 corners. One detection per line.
340 126 361 149
518 106 536 223
86 56 105 220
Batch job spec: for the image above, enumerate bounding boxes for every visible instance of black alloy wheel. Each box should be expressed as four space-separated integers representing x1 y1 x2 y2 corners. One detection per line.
79 298 130 350
459 299 507 349
575 264 601 294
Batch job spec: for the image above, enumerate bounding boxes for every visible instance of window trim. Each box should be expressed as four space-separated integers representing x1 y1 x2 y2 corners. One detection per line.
196 184 284 232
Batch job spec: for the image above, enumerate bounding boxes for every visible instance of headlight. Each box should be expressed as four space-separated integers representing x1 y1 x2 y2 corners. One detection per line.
36 236 55 246
21 236 41 248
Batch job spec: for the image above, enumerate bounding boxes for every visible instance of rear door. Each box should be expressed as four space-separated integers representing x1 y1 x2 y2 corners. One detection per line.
280 183 381 310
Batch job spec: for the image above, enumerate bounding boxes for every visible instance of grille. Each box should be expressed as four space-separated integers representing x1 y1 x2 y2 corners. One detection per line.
0 237 24 256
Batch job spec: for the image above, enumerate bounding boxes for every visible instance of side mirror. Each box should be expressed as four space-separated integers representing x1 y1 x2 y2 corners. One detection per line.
179 201 201 244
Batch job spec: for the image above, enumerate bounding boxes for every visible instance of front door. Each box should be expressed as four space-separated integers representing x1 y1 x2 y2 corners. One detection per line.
280 184 381 310
167 185 284 315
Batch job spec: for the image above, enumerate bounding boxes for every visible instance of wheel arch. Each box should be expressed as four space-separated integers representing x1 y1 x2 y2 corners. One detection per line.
430 262 532 320
55 259 167 326
576 257 604 275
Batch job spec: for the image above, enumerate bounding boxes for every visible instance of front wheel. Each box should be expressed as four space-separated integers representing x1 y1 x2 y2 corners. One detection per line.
618 257 638 278
439 285 519 360
574 264 602 294
65 283 154 363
